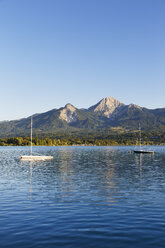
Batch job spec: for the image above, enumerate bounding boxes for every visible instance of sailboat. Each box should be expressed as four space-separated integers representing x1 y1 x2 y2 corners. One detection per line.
134 124 154 154
21 116 54 160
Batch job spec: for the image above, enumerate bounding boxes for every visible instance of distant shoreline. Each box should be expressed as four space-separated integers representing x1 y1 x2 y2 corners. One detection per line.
0 144 164 147
0 136 164 146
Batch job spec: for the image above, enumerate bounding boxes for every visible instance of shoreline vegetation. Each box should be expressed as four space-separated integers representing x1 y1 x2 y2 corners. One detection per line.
0 132 165 146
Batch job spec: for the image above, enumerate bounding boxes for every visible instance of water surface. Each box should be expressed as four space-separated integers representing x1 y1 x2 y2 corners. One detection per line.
0 146 165 248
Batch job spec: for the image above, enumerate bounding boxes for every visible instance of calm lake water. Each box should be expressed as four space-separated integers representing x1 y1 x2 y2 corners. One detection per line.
0 146 165 248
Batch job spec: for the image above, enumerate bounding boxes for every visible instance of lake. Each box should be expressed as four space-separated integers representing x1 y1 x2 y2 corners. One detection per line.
0 146 165 248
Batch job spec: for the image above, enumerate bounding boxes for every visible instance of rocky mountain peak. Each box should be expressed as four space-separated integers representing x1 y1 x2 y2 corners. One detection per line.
59 103 77 123
89 97 124 118
64 103 76 111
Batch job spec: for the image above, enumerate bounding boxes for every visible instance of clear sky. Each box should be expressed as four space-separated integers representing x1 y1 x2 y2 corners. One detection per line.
0 0 165 121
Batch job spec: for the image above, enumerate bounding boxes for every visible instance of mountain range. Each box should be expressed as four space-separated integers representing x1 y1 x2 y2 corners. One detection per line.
0 97 165 137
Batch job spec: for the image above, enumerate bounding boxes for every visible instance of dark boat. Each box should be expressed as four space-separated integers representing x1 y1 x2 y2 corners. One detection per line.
134 150 154 154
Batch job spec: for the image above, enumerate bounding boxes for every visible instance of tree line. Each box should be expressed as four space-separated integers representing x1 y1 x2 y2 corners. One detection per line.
0 131 164 146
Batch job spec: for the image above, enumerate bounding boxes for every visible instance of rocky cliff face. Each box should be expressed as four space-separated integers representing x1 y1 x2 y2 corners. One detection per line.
59 104 77 123
88 97 124 118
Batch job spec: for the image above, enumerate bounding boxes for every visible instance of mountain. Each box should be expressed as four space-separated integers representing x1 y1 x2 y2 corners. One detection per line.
0 97 165 137
59 104 77 123
88 97 125 118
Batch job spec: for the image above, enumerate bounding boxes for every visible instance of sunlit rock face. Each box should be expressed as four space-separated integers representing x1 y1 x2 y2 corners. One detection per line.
89 97 125 118
59 104 77 123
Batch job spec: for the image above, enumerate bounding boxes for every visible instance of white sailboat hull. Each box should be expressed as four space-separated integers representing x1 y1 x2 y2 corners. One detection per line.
21 155 53 160
21 116 54 161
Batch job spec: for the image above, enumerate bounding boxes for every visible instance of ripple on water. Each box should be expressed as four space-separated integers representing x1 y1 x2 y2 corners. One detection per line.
0 146 165 248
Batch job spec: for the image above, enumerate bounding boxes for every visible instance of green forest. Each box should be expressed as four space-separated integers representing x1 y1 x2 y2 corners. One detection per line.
0 131 164 146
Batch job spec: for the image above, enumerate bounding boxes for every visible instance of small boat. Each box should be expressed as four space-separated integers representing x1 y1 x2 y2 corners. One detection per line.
21 116 53 160
134 124 154 154
134 150 154 154
21 155 54 160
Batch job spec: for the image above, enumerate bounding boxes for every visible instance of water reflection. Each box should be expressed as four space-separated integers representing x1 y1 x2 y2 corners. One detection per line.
135 153 144 176
54 148 120 206
21 147 121 206
29 162 33 195
17 147 161 208
0 146 165 248
135 152 155 177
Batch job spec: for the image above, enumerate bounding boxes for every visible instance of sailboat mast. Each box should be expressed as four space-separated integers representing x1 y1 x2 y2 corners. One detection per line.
31 116 32 155
20 114 53 160
139 123 141 151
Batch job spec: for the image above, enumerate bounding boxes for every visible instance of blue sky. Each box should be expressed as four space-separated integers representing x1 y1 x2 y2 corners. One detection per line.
0 0 165 120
